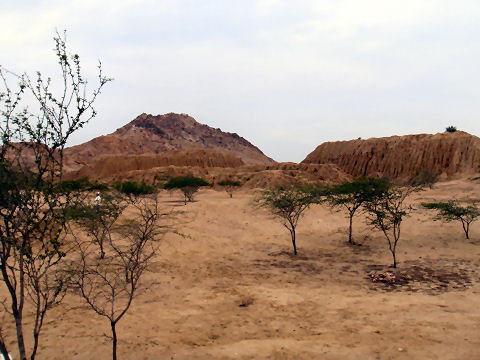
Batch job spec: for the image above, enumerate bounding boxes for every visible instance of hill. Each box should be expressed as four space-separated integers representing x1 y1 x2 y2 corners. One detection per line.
64 113 274 171
302 131 480 180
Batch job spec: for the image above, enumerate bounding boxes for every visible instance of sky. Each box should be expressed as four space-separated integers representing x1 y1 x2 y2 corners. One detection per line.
1 0 480 162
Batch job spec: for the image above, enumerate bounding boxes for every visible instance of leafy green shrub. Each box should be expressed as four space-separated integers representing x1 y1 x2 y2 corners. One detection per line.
445 126 457 133
114 181 156 195
58 177 109 192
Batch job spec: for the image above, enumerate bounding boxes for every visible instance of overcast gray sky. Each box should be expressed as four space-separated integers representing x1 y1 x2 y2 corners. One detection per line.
1 0 480 162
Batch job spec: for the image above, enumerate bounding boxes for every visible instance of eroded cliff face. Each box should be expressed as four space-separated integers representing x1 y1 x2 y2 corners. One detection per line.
64 113 274 171
301 131 480 180
67 149 245 179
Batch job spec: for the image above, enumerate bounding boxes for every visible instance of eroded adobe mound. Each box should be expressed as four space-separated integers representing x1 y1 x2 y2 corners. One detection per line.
66 149 245 180
302 131 480 180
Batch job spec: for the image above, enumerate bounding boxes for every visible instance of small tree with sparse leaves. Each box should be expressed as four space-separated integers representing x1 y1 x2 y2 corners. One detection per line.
325 177 389 245
422 201 480 239
71 194 163 360
163 176 209 205
0 31 110 360
365 183 423 268
256 185 314 255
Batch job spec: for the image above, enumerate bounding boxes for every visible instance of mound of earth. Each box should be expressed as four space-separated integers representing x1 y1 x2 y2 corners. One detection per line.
302 131 480 180
64 113 274 171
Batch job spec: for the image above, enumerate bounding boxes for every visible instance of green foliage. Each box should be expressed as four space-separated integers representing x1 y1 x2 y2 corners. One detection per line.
445 126 457 133
326 177 389 205
164 176 209 189
422 201 480 239
114 181 156 195
58 177 109 192
256 185 314 255
218 179 241 187
164 176 209 204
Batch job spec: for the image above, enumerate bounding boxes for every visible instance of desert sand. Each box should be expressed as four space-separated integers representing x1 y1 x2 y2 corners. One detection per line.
2 179 480 359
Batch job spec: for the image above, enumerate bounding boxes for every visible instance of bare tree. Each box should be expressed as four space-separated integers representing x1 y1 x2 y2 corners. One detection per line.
71 194 162 360
0 31 110 360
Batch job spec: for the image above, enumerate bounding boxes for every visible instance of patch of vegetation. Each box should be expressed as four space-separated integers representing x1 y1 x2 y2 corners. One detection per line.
58 177 109 192
445 126 457 133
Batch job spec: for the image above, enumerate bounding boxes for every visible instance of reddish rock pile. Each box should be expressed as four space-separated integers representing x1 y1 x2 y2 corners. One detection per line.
302 131 480 180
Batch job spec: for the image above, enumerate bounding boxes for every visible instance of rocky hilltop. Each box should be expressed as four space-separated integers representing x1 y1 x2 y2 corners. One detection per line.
64 113 274 171
302 131 480 180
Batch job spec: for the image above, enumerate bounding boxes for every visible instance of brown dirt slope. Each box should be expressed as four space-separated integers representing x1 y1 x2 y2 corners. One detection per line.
64 113 274 171
302 131 480 180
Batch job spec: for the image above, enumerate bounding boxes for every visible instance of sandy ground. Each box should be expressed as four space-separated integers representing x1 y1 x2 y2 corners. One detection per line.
2 179 480 359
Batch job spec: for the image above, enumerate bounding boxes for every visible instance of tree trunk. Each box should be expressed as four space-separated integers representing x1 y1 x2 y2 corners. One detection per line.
0 338 9 360
391 250 397 268
348 213 353 244
31 331 39 360
462 221 469 239
111 321 117 360
290 228 297 256
14 311 27 360
100 241 105 259
1 264 26 360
